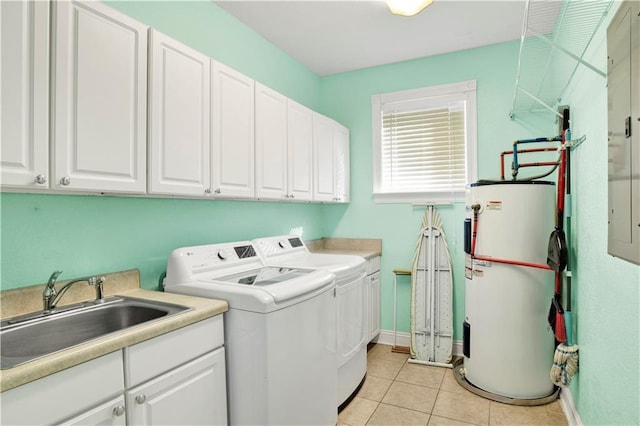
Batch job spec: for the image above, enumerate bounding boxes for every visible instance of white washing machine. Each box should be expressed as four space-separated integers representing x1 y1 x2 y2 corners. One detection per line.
252 235 367 407
164 241 337 426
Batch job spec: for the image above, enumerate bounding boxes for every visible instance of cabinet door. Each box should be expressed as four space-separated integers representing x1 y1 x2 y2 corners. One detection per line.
211 60 254 198
312 113 335 201
287 99 313 201
53 0 147 193
334 123 350 203
127 348 227 426
61 396 126 426
255 83 287 200
148 30 210 196
369 272 381 341
0 351 123 425
0 0 49 189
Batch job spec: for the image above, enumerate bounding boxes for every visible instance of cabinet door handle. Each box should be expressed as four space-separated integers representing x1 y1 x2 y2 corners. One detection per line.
113 405 125 417
60 176 71 186
35 174 47 185
135 394 147 404
214 188 221 194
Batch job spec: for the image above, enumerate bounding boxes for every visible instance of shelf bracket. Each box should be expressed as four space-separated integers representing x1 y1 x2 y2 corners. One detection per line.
510 0 614 119
514 87 564 119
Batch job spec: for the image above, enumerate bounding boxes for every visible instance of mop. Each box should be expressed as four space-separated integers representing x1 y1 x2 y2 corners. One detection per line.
550 276 578 387
550 129 579 387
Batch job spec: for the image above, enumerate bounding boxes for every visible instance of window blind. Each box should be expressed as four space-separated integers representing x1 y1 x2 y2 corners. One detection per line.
380 101 466 193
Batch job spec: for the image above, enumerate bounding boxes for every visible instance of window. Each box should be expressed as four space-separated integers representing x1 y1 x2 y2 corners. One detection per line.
372 80 477 203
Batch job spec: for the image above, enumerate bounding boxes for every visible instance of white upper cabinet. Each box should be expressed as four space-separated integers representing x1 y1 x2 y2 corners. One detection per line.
313 113 335 202
148 29 211 197
255 83 288 200
211 60 255 199
334 123 350 203
0 1 50 189
313 113 350 202
255 85 315 202
287 99 314 201
53 0 148 193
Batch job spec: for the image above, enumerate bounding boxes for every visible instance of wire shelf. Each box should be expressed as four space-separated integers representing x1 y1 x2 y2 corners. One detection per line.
510 0 615 119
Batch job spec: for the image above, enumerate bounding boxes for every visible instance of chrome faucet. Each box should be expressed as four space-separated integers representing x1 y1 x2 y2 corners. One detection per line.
43 270 107 312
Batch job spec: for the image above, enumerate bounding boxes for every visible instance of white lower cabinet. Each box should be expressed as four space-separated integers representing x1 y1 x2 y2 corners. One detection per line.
366 256 381 342
0 316 227 426
62 396 127 426
126 349 226 426
124 315 227 425
0 351 124 426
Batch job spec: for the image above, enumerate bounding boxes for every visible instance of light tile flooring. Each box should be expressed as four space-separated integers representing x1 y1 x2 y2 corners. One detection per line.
338 344 568 426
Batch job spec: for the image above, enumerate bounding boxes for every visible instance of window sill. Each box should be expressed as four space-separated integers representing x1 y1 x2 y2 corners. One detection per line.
373 191 464 204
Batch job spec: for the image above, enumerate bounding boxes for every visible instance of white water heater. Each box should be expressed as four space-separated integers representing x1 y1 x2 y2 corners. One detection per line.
463 181 556 399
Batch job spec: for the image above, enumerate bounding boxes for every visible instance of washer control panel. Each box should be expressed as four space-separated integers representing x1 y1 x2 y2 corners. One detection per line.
167 241 262 282
253 235 308 258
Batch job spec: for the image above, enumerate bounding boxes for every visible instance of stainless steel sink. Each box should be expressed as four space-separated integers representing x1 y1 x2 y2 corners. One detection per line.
0 296 191 369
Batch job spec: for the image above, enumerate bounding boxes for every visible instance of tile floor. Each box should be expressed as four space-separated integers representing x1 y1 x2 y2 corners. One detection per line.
338 344 568 426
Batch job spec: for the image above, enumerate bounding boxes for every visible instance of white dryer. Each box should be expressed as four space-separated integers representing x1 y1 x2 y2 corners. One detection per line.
164 241 337 426
252 235 367 407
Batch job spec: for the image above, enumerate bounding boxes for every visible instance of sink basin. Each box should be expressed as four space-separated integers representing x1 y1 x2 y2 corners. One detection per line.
0 296 191 369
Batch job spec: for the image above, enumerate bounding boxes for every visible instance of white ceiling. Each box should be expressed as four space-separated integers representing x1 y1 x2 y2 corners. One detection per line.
215 0 527 76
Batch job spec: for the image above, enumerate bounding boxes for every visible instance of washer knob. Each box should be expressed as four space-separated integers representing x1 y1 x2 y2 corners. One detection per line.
217 250 227 260
278 240 286 248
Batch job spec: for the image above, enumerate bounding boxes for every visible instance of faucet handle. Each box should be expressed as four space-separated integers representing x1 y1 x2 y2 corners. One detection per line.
44 270 63 296
47 270 63 285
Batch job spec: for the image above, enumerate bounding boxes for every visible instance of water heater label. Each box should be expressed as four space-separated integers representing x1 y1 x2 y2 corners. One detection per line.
486 200 503 210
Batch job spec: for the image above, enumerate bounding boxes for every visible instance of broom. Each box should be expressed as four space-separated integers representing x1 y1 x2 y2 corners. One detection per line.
550 275 578 387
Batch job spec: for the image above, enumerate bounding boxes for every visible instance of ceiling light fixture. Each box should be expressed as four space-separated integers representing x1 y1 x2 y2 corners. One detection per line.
386 0 433 17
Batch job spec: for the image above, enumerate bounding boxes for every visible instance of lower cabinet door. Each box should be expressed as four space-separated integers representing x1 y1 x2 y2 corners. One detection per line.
369 272 381 341
126 348 227 426
61 396 126 426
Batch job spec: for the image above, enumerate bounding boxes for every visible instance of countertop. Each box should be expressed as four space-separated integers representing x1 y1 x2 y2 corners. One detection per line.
306 237 382 259
0 271 227 392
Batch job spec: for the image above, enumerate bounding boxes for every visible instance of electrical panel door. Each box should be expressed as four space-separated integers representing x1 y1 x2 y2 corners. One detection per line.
607 1 640 265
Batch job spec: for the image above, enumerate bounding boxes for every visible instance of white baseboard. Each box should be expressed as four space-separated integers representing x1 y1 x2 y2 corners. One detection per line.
375 329 463 357
559 387 582 426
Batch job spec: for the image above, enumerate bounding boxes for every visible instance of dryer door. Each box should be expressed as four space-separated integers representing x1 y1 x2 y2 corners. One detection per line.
336 274 366 367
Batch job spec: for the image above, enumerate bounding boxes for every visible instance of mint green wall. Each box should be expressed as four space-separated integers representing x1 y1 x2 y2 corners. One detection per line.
1 1 324 291
561 3 639 423
2 3 637 423
105 1 321 110
318 41 555 340
0 194 324 290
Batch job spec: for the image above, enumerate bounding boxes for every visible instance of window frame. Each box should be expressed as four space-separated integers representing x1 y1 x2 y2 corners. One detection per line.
371 80 477 204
